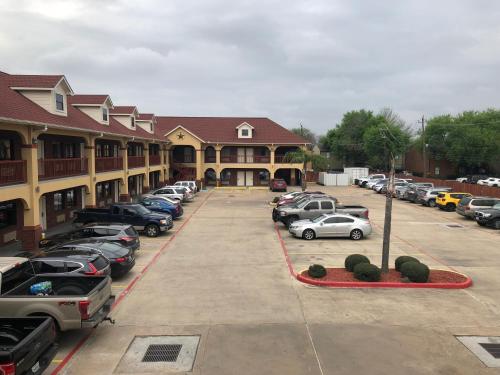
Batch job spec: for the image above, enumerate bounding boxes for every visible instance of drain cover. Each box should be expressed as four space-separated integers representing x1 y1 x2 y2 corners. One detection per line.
456 336 500 367
116 335 200 373
446 224 463 228
143 344 182 362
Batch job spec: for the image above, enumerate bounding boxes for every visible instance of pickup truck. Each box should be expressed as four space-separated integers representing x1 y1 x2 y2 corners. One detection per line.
358 174 386 187
0 317 58 375
74 203 173 237
274 197 369 227
0 257 115 331
474 203 500 229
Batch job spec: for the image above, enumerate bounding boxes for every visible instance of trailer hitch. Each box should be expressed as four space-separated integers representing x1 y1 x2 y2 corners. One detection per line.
104 317 116 325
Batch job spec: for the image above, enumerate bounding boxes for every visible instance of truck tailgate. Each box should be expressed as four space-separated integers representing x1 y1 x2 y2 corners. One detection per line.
86 276 113 318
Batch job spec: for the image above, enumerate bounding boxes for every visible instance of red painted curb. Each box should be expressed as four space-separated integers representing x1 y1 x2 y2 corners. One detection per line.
296 272 473 289
51 191 213 375
274 223 473 290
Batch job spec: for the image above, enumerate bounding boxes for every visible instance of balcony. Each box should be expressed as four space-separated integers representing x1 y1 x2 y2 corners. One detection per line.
205 155 216 163
221 155 270 163
149 154 161 166
96 157 123 173
275 155 293 163
128 155 145 168
0 160 27 186
38 158 88 180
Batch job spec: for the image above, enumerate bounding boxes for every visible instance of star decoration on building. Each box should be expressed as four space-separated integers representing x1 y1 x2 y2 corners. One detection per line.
177 132 185 140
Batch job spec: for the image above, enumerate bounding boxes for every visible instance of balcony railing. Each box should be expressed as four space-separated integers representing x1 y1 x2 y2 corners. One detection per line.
96 157 123 173
149 154 161 166
275 155 293 163
128 155 145 168
221 155 270 163
205 155 216 163
0 160 27 186
38 158 88 180
173 157 195 163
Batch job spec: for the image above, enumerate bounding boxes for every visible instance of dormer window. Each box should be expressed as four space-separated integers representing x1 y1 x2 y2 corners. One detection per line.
131 117 135 128
241 129 249 137
150 123 153 132
237 122 254 138
55 93 64 111
102 107 108 122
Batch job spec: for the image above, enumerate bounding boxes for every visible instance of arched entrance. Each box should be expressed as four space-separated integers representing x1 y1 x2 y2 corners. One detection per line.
275 168 302 186
204 168 217 186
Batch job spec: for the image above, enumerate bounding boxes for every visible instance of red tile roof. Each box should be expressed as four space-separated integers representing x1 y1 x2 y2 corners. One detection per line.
0 73 161 142
110 106 136 115
155 117 309 144
69 95 109 105
5 74 65 88
137 113 154 121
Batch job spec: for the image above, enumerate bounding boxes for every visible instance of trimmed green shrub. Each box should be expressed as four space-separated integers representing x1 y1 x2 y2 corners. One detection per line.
395 256 420 272
353 263 381 282
400 261 430 283
345 254 370 272
308 264 327 278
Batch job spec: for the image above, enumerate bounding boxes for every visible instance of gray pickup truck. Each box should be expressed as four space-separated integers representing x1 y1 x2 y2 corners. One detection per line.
274 197 369 227
0 257 115 331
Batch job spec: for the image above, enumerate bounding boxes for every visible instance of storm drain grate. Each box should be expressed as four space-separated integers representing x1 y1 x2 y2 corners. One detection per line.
142 344 182 362
446 224 463 228
456 336 500 367
479 343 500 358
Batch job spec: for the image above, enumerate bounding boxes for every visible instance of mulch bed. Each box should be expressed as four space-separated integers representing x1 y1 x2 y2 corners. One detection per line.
297 268 472 289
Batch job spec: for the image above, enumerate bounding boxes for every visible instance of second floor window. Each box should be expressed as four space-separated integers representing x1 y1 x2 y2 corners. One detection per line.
241 129 249 136
131 117 135 128
102 108 108 122
55 93 64 111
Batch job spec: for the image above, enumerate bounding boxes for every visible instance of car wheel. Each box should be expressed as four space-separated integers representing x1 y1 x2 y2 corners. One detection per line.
145 224 160 237
428 199 436 207
302 229 315 240
445 203 456 212
477 221 486 227
350 229 363 240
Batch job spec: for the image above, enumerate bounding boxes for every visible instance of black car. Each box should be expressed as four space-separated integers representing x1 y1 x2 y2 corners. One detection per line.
25 248 111 276
475 203 500 229
39 223 140 251
468 174 489 184
53 239 135 278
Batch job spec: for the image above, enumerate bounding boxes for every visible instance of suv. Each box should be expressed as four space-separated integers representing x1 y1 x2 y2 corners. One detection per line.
417 187 452 207
456 197 500 219
436 192 472 211
402 183 434 201
358 174 386 187
151 187 185 202
270 179 287 192
39 223 140 251
174 181 198 193
474 203 500 228
29 249 111 276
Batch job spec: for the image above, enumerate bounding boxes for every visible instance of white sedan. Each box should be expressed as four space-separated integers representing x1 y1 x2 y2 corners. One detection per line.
288 214 372 240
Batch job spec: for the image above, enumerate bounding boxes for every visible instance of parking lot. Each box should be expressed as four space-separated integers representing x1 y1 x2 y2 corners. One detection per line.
45 185 500 374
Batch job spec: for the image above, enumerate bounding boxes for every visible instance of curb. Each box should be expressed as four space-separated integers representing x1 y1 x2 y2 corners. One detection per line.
296 270 473 289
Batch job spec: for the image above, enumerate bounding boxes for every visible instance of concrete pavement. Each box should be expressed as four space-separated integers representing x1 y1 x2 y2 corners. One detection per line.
50 186 500 374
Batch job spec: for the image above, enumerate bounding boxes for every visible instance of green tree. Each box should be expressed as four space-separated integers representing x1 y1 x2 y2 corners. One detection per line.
283 149 329 191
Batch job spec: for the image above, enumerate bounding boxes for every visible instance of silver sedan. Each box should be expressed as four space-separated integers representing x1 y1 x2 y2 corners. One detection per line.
288 214 372 240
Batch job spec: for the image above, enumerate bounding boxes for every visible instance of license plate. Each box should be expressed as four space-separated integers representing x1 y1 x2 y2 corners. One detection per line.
32 361 40 373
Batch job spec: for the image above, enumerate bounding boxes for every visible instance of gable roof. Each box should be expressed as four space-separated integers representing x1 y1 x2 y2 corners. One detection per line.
69 94 111 106
0 72 163 142
155 117 309 144
6 74 74 94
236 122 254 129
137 113 154 121
110 106 136 115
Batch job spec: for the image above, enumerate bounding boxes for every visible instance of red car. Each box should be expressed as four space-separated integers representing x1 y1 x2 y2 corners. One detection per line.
270 179 287 192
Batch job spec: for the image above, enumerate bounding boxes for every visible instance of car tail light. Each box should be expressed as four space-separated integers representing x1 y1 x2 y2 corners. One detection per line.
79 300 90 320
364 210 369 219
465 206 470 210
0 363 15 375
119 236 135 243
84 262 98 275
115 257 126 263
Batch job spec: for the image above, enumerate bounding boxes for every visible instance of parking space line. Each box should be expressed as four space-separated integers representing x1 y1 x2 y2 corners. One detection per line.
274 223 297 277
50 191 213 375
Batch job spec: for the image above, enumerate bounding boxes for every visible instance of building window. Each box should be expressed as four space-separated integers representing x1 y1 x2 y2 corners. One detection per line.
0 201 17 230
150 123 153 132
55 93 64 111
54 193 64 211
113 144 118 157
96 144 102 157
241 129 249 137
103 144 110 157
66 190 75 208
0 140 12 160
131 117 135 128
102 107 108 122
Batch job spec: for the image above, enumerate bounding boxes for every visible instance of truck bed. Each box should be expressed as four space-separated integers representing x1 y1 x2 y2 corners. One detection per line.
3 275 105 297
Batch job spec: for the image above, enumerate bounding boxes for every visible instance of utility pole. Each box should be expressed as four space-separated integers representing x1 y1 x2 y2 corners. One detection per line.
381 153 395 273
419 115 427 177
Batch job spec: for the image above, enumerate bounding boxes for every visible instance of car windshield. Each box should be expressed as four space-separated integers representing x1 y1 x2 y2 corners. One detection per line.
134 205 151 215
311 214 326 223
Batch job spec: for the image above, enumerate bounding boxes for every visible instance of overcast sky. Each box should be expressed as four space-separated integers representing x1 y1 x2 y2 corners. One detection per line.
1 0 500 135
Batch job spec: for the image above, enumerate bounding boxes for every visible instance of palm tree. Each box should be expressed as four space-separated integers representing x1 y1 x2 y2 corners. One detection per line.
283 149 329 191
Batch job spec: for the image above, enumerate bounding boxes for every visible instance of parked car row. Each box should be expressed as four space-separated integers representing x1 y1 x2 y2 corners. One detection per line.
359 174 500 229
0 181 200 373
456 175 500 187
272 190 372 241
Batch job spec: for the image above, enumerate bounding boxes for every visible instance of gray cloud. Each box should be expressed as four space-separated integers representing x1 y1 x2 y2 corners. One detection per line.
1 0 500 134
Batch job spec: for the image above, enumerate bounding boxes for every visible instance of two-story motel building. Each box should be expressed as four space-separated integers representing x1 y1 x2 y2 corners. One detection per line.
0 71 308 252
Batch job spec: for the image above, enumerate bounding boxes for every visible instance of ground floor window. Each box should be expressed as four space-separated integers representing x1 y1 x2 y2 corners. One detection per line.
53 193 64 211
0 201 17 230
66 189 75 208
258 170 270 184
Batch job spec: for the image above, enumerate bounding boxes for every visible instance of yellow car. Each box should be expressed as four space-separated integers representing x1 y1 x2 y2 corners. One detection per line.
436 192 472 211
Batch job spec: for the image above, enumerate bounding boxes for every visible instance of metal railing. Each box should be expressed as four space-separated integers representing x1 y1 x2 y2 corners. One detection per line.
0 160 27 186
128 155 146 168
38 158 88 180
149 154 161 165
96 157 123 172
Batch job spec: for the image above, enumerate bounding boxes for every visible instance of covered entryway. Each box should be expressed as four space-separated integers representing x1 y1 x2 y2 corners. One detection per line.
221 169 270 187
275 168 302 186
